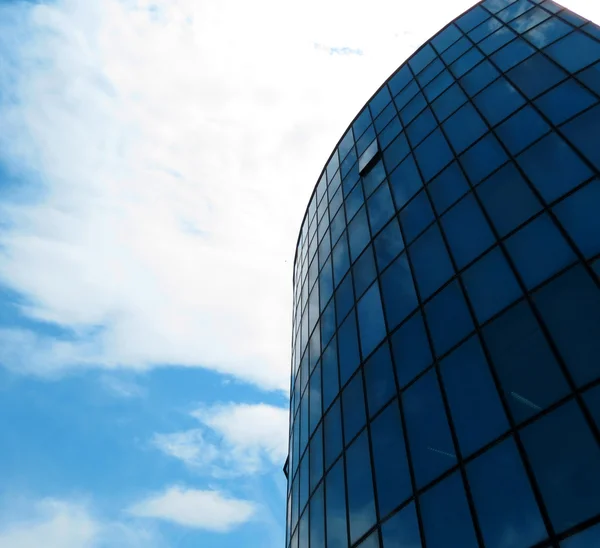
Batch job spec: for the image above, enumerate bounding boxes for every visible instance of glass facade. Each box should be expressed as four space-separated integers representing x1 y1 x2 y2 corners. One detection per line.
287 0 600 546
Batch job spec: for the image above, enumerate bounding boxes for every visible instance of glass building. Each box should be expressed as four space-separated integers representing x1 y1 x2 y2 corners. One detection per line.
286 0 600 546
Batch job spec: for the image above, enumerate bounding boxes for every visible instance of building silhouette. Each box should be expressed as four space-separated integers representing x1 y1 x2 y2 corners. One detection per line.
287 0 600 546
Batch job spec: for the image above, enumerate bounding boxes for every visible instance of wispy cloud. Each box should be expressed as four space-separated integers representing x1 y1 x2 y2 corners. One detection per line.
152 402 288 476
127 486 256 532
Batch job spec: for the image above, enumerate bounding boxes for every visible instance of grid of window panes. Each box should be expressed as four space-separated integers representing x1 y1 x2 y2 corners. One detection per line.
287 0 600 546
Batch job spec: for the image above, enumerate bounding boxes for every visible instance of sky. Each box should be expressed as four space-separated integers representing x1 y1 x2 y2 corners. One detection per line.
0 0 598 547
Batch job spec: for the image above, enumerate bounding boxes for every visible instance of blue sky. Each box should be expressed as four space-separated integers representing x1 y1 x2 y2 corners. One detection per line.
0 0 597 547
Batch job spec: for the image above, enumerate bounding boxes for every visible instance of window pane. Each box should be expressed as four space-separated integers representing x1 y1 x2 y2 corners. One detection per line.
374 102 397 134
379 116 402 150
309 362 322 435
517 132 593 203
363 160 386 197
383 133 410 174
460 59 500 95
389 65 412 96
521 401 600 533
353 108 372 141
321 298 336 347
369 85 392 118
425 280 474 356
428 162 470 214
367 181 395 235
476 162 542 237
523 16 571 48
371 401 412 516
399 190 435 244
409 43 437 74
491 38 535 72
507 52 567 99
509 5 551 32
497 0 534 23
450 47 484 79
381 253 418 329
415 129 454 182
533 265 600 387
505 214 576 289
409 224 454 300
583 385 600 434
561 104 600 171
495 105 550 155
441 36 471 64
332 234 350 288
535 79 598 125
338 311 360 386
441 337 509 457
423 69 453 101
346 431 377 544
431 23 462 54
473 77 526 126
470 17 502 43
310 424 324 493
561 523 600 548
381 502 422 548
403 369 456 487
459 133 508 186
443 103 488 154
431 83 468 122
374 218 405 271
364 342 397 418
348 207 371 262
388 154 424 211
554 179 600 258
578 61 600 95
467 437 547 548
545 32 600 73
357 282 387 358
326 457 348 548
353 245 377 298
441 194 495 269
419 472 478 548
456 6 489 32
310 484 325 547
342 372 367 443
391 311 433 387
346 182 365 221
462 248 522 324
335 273 354 326
480 26 517 56
324 398 343 469
483 300 570 423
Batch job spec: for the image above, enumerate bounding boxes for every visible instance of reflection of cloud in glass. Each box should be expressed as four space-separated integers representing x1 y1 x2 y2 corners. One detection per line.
348 504 378 545
326 514 347 547
495 516 548 548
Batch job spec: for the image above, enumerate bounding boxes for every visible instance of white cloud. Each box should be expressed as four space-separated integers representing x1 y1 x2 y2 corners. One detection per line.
153 402 289 476
127 486 256 532
0 498 158 548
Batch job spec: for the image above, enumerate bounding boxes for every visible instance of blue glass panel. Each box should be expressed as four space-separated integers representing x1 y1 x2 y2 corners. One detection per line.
374 217 404 271
388 154 424 211
460 59 500 95
353 245 377 298
367 181 394 235
523 16 571 48
511 5 551 32
383 133 410 174
473 77 526 125
298 505 308 548
469 17 502 43
342 159 360 194
507 53 567 99
483 300 570 423
426 280 474 356
578 61 600 95
338 311 360 386
480 26 517 55
463 248 522 323
423 69 454 101
441 337 509 456
399 190 435 244
431 83 468 122
371 401 412 516
332 234 350 288
357 283 387 358
497 0 534 22
409 43 437 74
379 116 402 150
309 362 322 435
558 8 588 27
561 104 600 171
320 298 336 347
346 431 377 544
496 105 550 155
441 36 471 65
380 253 418 329
391 311 433 387
348 207 371 262
330 184 344 217
319 258 334 311
369 85 392 118
416 57 444 87
521 401 600 533
492 38 535 71
353 108 372 141
443 103 488 154
409 224 454 299
342 372 366 443
450 48 484 78
389 65 412 97
546 32 600 73
482 0 517 13
459 133 508 186
335 273 354 326
535 79 598 125
357 530 380 548
505 214 576 289
476 163 542 237
400 92 427 126
456 5 489 32
431 23 462 54
357 126 376 157
428 161 470 214
415 129 454 181
326 457 348 548
360 146 382 185
318 230 331 269
381 502 421 547
374 102 396 133
323 406 343 475
394 80 419 112
406 107 437 146
310 484 325 547
346 180 364 222
583 385 600 432
517 133 593 203
338 128 354 162
562 523 600 548
310 425 324 493
364 342 396 417
467 437 548 548
321 337 339 412
554 179 600 258
534 265 600 387
403 369 456 487
420 472 478 548
442 194 495 269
